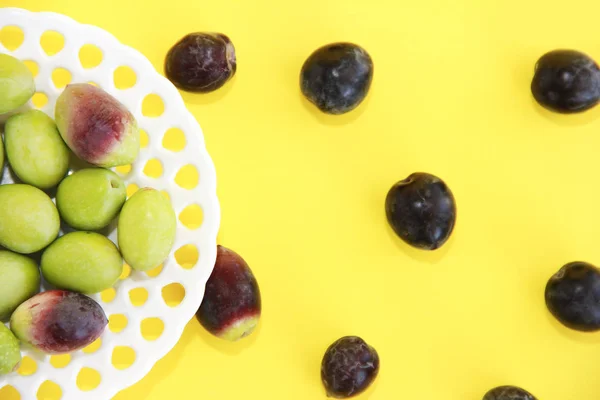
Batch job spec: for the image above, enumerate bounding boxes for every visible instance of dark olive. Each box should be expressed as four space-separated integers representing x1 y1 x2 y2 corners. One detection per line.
165 32 236 93
545 261 600 331
321 336 379 398
385 172 456 250
531 49 600 113
483 386 537 400
300 43 373 115
196 245 261 341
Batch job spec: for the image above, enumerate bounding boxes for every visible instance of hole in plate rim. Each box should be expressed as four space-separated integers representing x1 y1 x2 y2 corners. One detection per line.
78 43 103 69
111 345 136 370
178 203 204 230
174 243 200 270
140 317 165 341
37 379 63 400
113 65 137 89
161 127 187 152
17 355 38 376
174 164 200 190
0 25 25 51
32 92 49 108
161 282 186 307
141 93 165 117
49 353 71 369
128 286 149 307
108 313 129 333
39 30 66 56
51 67 72 89
76 367 102 392
142 158 163 179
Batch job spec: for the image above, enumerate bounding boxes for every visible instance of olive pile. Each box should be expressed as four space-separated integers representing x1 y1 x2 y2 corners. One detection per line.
0 54 176 368
164 31 600 398
3 21 599 398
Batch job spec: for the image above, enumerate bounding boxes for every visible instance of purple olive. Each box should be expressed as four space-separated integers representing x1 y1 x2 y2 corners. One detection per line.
321 336 379 398
300 43 373 115
165 32 236 93
10 290 107 354
545 261 600 331
482 386 537 400
385 172 456 250
531 49 600 113
196 245 261 341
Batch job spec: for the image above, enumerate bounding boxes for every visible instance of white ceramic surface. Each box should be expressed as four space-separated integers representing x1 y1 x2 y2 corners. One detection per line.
0 7 220 400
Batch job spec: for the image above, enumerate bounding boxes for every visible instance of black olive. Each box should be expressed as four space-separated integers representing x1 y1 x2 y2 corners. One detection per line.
482 386 537 400
300 43 373 115
321 336 379 398
165 32 236 93
385 172 456 250
531 49 600 113
545 261 600 331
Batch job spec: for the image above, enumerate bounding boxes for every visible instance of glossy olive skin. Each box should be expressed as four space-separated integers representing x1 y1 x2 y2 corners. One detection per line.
196 245 261 341
531 49 600 113
118 188 176 271
55 83 140 168
483 386 537 400
165 33 236 93
5 110 70 190
321 336 379 398
0 250 40 321
300 43 373 115
545 261 600 331
0 323 21 375
10 290 107 354
385 172 456 250
0 54 35 115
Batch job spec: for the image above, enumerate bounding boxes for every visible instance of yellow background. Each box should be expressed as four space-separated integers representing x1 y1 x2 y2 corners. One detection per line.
2 0 600 398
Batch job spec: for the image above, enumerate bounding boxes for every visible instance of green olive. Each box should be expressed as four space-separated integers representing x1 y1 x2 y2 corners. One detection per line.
118 188 176 271
0 251 39 320
56 169 126 230
0 184 60 254
41 231 123 294
5 110 70 189
0 54 35 115
0 323 21 375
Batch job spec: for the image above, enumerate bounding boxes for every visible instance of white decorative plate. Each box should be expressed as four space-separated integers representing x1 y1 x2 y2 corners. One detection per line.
0 7 220 400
